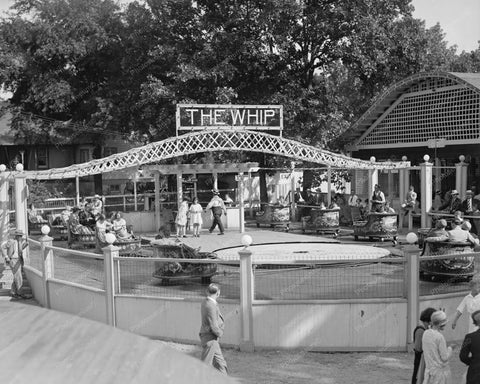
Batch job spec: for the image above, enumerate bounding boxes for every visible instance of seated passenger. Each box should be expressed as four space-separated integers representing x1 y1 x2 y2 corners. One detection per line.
111 211 133 240
318 201 327 210
328 199 339 209
384 201 396 213
426 219 449 241
95 214 112 243
447 218 479 245
28 205 48 224
69 207 94 235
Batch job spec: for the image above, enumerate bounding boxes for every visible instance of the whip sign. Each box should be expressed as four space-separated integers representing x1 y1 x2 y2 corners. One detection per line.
176 104 283 134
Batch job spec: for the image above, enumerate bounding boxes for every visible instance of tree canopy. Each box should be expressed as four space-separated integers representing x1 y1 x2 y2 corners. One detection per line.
0 0 476 150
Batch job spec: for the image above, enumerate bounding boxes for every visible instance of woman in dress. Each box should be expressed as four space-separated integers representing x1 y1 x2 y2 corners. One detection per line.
422 310 453 384
189 197 203 237
112 211 132 240
95 214 112 244
175 198 189 238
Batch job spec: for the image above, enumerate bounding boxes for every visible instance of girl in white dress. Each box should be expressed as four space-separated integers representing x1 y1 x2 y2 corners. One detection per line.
176 198 189 237
189 197 203 237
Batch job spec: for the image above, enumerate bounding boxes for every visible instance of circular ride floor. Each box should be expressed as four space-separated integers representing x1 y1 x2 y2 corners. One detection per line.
215 242 390 261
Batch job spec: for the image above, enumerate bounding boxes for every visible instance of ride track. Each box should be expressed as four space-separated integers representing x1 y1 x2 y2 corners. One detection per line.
22 129 410 180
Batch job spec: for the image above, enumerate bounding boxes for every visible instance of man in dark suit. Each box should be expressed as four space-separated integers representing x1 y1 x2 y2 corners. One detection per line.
439 189 462 214
199 283 227 374
460 309 480 384
461 190 475 215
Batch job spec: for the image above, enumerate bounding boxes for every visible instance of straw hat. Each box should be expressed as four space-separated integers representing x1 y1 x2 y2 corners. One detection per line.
451 189 459 195
431 311 448 327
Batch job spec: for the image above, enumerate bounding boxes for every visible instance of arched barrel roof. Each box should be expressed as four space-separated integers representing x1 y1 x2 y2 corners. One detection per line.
343 72 480 151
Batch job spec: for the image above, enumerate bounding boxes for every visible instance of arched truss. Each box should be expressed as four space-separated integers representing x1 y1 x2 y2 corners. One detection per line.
25 129 409 180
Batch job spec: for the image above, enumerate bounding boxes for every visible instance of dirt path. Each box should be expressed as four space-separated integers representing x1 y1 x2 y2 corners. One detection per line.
165 342 466 384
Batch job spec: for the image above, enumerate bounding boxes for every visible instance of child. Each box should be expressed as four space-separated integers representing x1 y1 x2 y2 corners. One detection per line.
412 307 436 384
175 198 189 238
189 197 203 237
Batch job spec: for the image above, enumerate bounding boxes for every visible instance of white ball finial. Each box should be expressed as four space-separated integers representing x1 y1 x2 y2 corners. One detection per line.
370 156 376 163
241 234 253 247
401 156 408 162
406 232 418 244
15 163 24 171
105 233 116 244
423 154 430 162
459 155 465 162
0 164 6 172
41 225 51 235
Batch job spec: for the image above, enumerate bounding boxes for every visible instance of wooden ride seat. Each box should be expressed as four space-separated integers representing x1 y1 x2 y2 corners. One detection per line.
96 228 142 256
47 213 69 240
420 239 475 281
353 212 398 244
67 218 96 248
301 208 340 237
27 209 49 233
151 242 218 284
255 204 290 231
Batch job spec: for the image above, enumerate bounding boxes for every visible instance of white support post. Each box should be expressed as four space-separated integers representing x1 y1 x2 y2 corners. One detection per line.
327 166 332 206
248 172 253 219
154 173 161 231
367 166 378 212
176 172 183 209
14 166 27 236
75 176 80 206
290 163 296 221
0 166 9 246
40 233 54 309
238 172 245 233
455 156 468 200
133 179 138 211
239 245 254 352
103 244 119 327
405 242 420 350
420 155 433 229
213 172 218 191
398 161 410 230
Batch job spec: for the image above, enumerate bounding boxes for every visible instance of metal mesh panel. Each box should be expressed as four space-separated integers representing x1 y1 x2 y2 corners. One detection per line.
359 86 480 146
27 239 43 271
253 260 406 300
51 246 105 290
116 258 240 299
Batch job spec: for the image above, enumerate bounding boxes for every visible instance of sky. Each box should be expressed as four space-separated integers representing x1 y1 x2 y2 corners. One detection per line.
0 0 478 51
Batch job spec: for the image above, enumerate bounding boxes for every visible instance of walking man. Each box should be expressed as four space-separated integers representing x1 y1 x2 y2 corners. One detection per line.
199 283 228 374
206 190 226 235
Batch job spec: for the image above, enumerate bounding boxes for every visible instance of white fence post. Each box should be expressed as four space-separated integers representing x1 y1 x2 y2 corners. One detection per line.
14 164 28 236
103 243 119 327
405 240 420 350
420 155 433 229
239 236 254 352
0 165 10 246
39 229 54 309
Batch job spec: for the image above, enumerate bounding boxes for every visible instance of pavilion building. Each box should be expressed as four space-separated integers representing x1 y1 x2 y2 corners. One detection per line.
342 72 480 202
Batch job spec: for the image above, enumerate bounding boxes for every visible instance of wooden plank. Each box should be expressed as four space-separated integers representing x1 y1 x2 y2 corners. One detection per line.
0 299 234 384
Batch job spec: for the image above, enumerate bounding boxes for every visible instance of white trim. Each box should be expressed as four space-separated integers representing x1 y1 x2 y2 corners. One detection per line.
353 138 480 150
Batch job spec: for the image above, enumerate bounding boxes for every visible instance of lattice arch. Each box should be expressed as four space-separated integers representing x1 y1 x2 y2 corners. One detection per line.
25 129 409 180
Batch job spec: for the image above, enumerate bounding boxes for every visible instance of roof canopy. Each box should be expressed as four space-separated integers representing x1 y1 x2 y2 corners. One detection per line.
343 72 480 151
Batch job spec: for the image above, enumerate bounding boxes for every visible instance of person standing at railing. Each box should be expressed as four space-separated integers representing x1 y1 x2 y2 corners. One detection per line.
91 194 103 219
452 278 480 333
371 184 386 213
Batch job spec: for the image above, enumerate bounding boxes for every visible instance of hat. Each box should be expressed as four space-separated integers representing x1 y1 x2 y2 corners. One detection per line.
454 217 464 225
94 194 101 199
466 190 473 195
451 189 459 195
431 310 448 327
462 221 472 231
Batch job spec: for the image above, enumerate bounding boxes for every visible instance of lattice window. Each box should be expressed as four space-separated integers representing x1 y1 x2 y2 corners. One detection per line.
359 85 480 146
